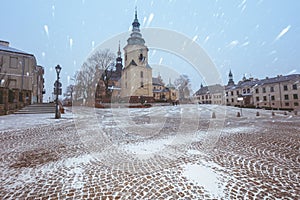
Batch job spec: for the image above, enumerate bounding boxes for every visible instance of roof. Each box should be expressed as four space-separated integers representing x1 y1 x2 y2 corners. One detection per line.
166 83 175 89
152 77 164 86
226 74 300 90
0 43 34 56
153 88 170 93
194 84 224 95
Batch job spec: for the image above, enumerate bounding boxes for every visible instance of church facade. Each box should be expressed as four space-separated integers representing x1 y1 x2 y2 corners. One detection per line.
95 10 179 104
120 10 153 103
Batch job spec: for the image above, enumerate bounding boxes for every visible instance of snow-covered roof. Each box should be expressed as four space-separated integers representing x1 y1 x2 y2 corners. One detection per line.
194 84 224 95
0 43 33 56
226 74 300 90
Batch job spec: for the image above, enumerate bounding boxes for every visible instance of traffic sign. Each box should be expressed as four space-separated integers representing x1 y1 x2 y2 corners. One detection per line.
54 88 62 95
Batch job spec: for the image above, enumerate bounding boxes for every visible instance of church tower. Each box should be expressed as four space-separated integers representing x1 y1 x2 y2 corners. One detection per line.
121 9 153 102
227 70 235 86
115 42 123 75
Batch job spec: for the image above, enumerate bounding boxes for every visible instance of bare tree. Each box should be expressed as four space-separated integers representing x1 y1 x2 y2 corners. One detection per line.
73 49 115 105
174 74 192 101
63 84 74 105
88 49 115 97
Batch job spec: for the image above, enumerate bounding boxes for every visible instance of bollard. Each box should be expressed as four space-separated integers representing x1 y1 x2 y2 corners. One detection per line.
294 111 298 115
237 112 241 117
272 112 275 116
212 112 216 119
256 111 260 116
284 111 287 115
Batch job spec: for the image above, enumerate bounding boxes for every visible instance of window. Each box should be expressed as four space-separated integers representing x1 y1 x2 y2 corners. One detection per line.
247 88 250 93
293 94 298 99
231 98 234 102
243 89 246 94
231 91 233 96
270 86 274 92
141 82 143 88
226 92 228 96
283 85 288 91
8 90 14 103
256 97 259 101
271 96 275 101
263 96 267 101
284 94 289 100
140 71 143 78
294 102 299 106
10 57 18 68
262 87 266 93
0 90 3 104
255 88 259 94
236 91 239 95
292 84 297 90
285 102 289 106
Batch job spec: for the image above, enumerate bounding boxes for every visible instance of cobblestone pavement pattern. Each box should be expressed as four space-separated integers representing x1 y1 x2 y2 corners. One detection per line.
0 105 299 199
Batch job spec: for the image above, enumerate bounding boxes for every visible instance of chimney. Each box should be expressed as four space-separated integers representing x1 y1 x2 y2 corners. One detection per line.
0 40 9 47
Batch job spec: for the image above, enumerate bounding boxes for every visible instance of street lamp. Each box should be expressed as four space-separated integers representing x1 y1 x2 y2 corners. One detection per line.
55 64 62 119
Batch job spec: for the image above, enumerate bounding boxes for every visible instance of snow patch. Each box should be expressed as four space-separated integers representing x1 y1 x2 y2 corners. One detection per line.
182 163 225 198
122 136 175 156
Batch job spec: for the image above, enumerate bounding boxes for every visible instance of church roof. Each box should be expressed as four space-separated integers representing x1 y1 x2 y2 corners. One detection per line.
127 9 145 46
128 59 137 67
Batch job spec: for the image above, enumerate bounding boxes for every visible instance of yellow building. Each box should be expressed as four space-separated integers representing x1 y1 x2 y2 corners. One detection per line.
121 10 153 103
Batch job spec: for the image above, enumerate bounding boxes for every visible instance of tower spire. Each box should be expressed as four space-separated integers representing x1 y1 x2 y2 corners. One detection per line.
117 40 121 57
227 69 235 86
135 6 137 20
132 7 140 32
127 7 145 45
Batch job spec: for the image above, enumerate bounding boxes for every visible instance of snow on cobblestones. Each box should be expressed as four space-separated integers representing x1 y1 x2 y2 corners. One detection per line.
0 105 299 199
182 162 225 199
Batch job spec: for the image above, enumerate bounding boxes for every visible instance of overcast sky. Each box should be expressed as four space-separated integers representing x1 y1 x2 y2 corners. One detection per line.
1 0 300 101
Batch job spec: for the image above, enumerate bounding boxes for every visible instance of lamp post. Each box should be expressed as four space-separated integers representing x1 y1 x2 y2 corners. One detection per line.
55 64 61 119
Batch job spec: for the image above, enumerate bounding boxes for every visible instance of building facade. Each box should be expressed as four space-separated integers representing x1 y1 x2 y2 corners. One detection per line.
226 74 300 110
193 70 300 111
0 40 44 115
152 76 178 102
121 10 153 103
194 84 225 105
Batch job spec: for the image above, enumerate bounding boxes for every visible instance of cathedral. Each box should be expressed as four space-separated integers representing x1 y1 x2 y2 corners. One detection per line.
95 9 178 105
120 9 153 103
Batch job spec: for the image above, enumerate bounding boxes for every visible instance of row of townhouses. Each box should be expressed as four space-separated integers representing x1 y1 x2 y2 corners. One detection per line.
0 40 45 115
194 70 300 110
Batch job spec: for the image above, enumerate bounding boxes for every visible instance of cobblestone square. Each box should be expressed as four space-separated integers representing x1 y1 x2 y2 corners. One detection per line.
0 105 299 199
